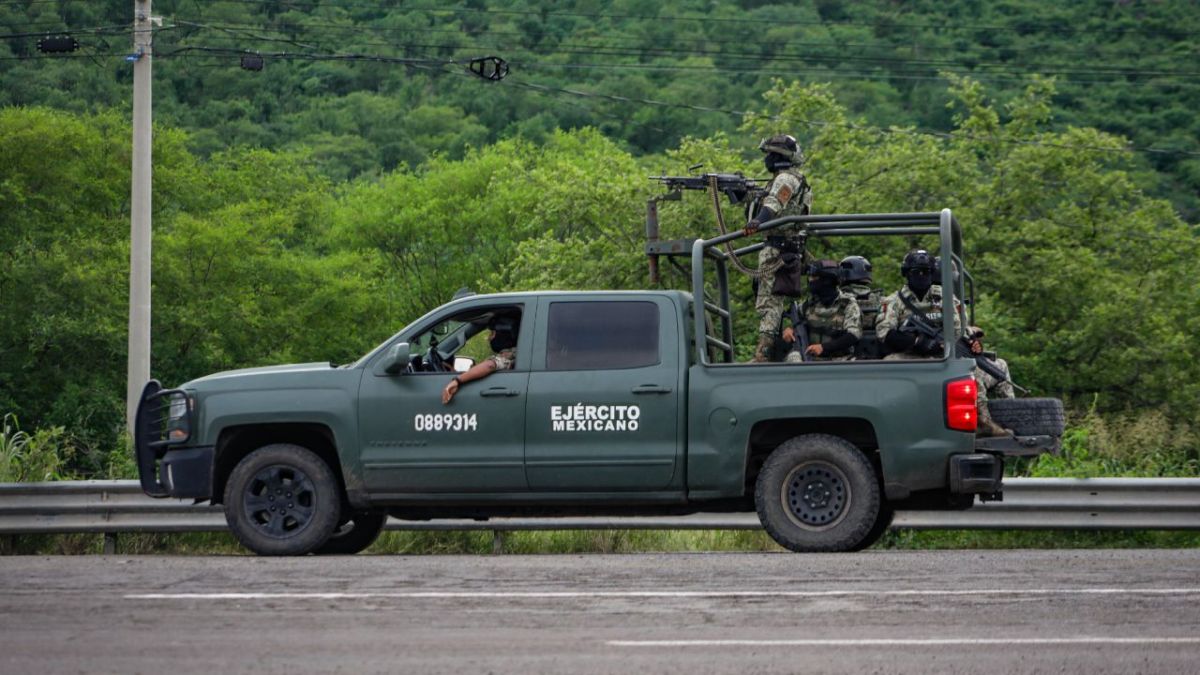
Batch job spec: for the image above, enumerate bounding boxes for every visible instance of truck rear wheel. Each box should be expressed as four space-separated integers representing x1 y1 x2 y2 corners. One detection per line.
223 443 341 556
314 511 387 555
754 434 880 553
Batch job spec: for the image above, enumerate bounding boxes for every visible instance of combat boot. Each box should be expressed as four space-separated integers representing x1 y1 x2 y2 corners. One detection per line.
751 333 774 363
976 403 1012 438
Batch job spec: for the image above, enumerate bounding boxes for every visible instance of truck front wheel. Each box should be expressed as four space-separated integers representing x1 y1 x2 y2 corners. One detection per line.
754 434 880 552
314 511 388 555
223 443 342 556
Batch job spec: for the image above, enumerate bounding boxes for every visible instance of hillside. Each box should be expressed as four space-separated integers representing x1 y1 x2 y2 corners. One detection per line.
2 0 1198 217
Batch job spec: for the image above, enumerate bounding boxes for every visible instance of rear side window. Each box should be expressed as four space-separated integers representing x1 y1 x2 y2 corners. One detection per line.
546 301 660 371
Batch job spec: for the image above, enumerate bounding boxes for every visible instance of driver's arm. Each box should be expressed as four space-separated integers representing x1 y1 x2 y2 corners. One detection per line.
442 359 498 405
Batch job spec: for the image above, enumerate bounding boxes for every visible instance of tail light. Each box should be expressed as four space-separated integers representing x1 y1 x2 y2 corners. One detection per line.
945 377 977 432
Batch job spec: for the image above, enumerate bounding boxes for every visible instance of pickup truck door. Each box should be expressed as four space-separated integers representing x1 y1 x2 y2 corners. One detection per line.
524 296 682 491
357 303 531 493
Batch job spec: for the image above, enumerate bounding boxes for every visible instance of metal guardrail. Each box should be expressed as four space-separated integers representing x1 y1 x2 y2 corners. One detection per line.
2 478 1198 553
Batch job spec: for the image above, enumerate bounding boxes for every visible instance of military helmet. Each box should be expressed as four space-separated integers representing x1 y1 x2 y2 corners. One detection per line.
932 255 961 285
806 259 841 280
758 134 803 164
900 249 936 276
839 255 872 284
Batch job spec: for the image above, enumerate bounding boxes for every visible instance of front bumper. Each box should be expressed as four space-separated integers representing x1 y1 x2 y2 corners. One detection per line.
135 380 211 498
160 446 215 498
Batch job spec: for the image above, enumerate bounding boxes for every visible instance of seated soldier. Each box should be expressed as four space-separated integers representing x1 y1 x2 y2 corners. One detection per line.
876 249 961 360
966 325 1015 436
442 316 518 404
782 259 861 362
839 255 883 359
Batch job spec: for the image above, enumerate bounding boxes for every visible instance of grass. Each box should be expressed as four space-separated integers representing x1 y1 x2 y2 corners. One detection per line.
4 527 1198 556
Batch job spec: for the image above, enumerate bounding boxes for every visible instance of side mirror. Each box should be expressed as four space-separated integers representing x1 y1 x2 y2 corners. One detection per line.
453 356 475 373
381 342 412 375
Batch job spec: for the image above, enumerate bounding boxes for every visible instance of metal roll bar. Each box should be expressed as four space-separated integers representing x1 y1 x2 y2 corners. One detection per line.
689 209 966 365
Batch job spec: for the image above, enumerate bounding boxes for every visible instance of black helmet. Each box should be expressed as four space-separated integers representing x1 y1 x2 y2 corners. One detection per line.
932 256 960 285
839 255 872 284
900 249 936 276
806 259 841 280
758 134 803 170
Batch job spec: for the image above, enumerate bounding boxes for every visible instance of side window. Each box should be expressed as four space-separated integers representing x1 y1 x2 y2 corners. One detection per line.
546 301 659 371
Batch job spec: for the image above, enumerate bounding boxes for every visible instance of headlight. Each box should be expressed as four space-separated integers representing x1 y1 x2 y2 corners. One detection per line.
168 394 189 420
166 392 192 442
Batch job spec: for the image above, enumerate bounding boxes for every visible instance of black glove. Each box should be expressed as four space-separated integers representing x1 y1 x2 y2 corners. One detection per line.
914 336 943 355
745 205 777 235
884 330 917 352
823 331 859 356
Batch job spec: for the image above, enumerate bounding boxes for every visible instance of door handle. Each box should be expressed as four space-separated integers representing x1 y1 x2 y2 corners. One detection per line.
480 387 520 397
631 384 672 394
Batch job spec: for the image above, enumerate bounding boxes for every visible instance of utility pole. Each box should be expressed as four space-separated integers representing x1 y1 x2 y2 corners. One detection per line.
127 0 155 432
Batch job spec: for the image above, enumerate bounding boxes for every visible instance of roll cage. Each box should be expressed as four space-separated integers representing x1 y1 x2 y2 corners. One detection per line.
672 209 971 365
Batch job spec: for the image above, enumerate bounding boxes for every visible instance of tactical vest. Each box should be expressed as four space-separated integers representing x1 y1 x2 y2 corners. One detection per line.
803 293 856 356
846 283 883 359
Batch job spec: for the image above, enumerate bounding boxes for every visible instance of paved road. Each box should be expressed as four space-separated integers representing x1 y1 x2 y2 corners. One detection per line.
1 550 1198 674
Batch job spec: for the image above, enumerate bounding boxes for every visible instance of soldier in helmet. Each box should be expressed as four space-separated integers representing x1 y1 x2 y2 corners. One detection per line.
876 249 961 360
877 251 1008 436
839 255 883 359
743 134 813 362
782 259 861 362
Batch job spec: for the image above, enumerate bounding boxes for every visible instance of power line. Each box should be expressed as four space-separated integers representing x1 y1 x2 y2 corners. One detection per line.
158 21 1200 79
191 0 1200 39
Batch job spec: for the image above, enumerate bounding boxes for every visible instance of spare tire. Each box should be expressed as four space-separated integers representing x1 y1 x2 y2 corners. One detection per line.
987 398 1064 437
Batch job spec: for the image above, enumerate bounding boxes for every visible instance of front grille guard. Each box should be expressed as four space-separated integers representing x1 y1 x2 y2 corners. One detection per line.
135 380 191 497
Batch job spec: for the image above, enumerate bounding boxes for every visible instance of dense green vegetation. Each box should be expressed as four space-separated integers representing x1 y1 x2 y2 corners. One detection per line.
2 1 1199 216
0 2 1197 552
2 73 1196 480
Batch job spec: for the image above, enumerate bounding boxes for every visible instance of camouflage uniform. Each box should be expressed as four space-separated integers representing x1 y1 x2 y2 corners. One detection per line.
975 357 1015 399
489 349 516 371
784 290 861 363
843 281 883 359
754 166 812 338
876 284 962 361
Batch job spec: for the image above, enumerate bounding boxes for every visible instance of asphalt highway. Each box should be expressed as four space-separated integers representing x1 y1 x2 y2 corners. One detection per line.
1 550 1198 674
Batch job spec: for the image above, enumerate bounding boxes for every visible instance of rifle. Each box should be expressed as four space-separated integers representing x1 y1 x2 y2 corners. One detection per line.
787 301 812 362
650 170 766 205
898 315 1027 393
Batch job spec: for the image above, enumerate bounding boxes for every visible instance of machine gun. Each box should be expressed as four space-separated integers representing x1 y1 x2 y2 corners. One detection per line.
645 166 772 284
650 170 767 205
898 315 1027 393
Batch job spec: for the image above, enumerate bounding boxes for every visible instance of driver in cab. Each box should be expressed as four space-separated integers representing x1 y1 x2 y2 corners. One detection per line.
441 317 518 404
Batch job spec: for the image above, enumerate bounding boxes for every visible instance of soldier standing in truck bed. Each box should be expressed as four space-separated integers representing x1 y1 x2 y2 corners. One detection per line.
742 134 812 363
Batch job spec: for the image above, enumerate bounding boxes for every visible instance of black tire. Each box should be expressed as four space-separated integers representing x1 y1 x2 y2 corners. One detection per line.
988 398 1065 437
850 504 895 552
754 434 881 553
314 511 387 555
223 443 342 556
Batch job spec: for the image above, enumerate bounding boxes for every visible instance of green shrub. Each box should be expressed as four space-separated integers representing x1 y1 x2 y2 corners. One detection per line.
0 413 74 482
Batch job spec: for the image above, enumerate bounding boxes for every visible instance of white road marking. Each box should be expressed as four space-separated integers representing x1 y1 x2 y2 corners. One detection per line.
609 638 1200 647
125 588 1200 600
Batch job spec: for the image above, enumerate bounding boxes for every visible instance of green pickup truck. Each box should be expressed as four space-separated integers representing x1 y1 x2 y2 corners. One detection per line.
136 210 1061 555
